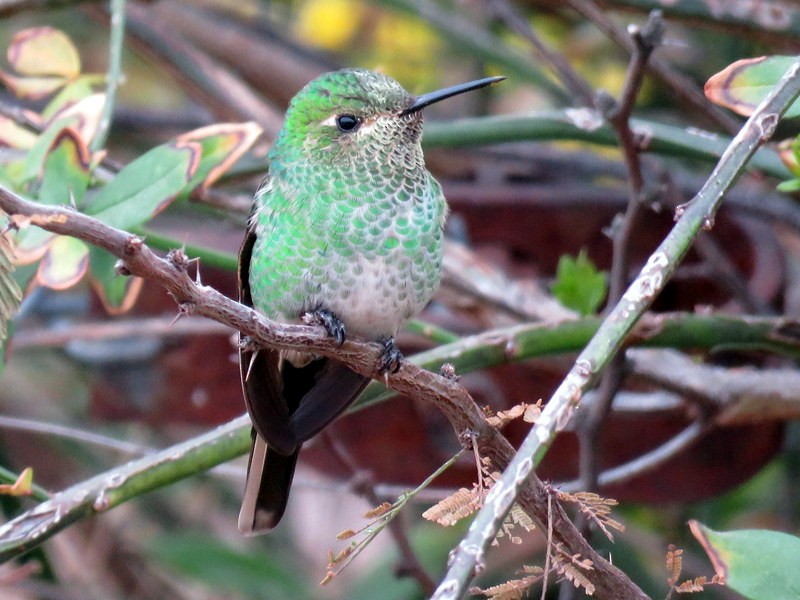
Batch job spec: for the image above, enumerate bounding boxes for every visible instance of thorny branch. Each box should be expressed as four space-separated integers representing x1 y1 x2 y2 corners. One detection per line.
431 54 800 600
0 186 647 597
576 11 665 518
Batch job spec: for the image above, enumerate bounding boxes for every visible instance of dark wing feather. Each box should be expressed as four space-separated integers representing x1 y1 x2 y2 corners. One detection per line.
285 359 370 444
238 431 298 534
238 207 369 533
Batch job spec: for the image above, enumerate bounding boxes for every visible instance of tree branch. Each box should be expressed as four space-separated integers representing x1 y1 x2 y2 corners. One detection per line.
0 186 646 596
432 55 800 600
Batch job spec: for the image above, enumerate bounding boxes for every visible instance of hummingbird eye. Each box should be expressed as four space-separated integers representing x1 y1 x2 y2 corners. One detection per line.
335 114 361 132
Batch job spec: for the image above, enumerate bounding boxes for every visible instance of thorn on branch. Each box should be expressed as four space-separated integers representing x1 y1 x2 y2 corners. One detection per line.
440 362 459 380
124 235 143 256
167 248 190 271
190 257 202 284
114 260 131 276
171 302 195 326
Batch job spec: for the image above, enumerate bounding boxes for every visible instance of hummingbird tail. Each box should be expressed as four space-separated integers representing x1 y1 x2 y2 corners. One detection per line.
238 430 299 535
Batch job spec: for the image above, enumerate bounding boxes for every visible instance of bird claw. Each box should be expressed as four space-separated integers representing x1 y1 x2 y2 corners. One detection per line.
238 335 260 353
378 337 403 374
306 308 346 345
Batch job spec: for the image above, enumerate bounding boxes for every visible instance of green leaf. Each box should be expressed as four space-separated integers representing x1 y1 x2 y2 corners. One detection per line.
705 56 800 118
88 246 142 314
39 128 91 207
21 115 79 184
35 236 88 290
0 158 27 191
690 521 800 600
147 532 309 600
85 142 199 230
777 178 800 192
42 77 96 121
550 249 607 316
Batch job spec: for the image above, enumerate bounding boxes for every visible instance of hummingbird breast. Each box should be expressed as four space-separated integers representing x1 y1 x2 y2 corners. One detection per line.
248 166 447 340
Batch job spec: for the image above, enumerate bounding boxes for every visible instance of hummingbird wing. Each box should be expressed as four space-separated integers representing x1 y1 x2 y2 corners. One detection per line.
238 220 369 533
239 222 299 532
284 359 370 444
238 224 295 455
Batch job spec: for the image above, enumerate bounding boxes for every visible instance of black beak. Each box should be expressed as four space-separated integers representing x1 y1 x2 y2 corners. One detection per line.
400 75 506 116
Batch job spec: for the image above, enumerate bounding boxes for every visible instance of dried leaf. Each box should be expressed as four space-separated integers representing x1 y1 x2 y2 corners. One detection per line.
422 486 481 526
674 576 707 593
8 27 80 78
486 403 528 427
666 544 683 587
508 505 535 533
474 566 544 599
328 545 353 565
552 548 595 596
558 491 624 541
560 563 595 596
363 502 392 519
523 400 543 423
336 529 357 540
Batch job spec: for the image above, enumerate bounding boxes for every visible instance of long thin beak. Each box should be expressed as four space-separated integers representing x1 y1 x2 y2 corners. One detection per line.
400 75 506 115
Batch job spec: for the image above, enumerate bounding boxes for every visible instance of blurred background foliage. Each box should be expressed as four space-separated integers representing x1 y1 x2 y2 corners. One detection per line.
1 0 800 599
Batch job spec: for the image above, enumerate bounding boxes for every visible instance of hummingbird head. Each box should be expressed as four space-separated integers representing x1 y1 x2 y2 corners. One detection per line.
269 69 504 175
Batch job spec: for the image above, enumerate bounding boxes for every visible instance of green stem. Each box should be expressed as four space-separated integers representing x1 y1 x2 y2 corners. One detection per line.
423 110 790 179
91 0 126 152
404 319 460 344
356 312 800 409
0 416 250 562
0 311 798 561
132 227 238 271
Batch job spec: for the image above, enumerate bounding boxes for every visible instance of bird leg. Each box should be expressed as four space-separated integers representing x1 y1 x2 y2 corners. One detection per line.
378 336 403 374
305 307 347 345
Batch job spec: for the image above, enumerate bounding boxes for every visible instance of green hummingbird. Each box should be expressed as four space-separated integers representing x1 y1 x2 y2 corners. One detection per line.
238 68 504 534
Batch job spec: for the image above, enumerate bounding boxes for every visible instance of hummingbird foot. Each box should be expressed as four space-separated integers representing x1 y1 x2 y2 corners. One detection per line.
238 335 260 354
378 337 403 374
305 308 346 345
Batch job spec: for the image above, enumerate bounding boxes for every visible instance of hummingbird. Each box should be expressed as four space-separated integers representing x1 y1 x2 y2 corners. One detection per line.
238 68 504 534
